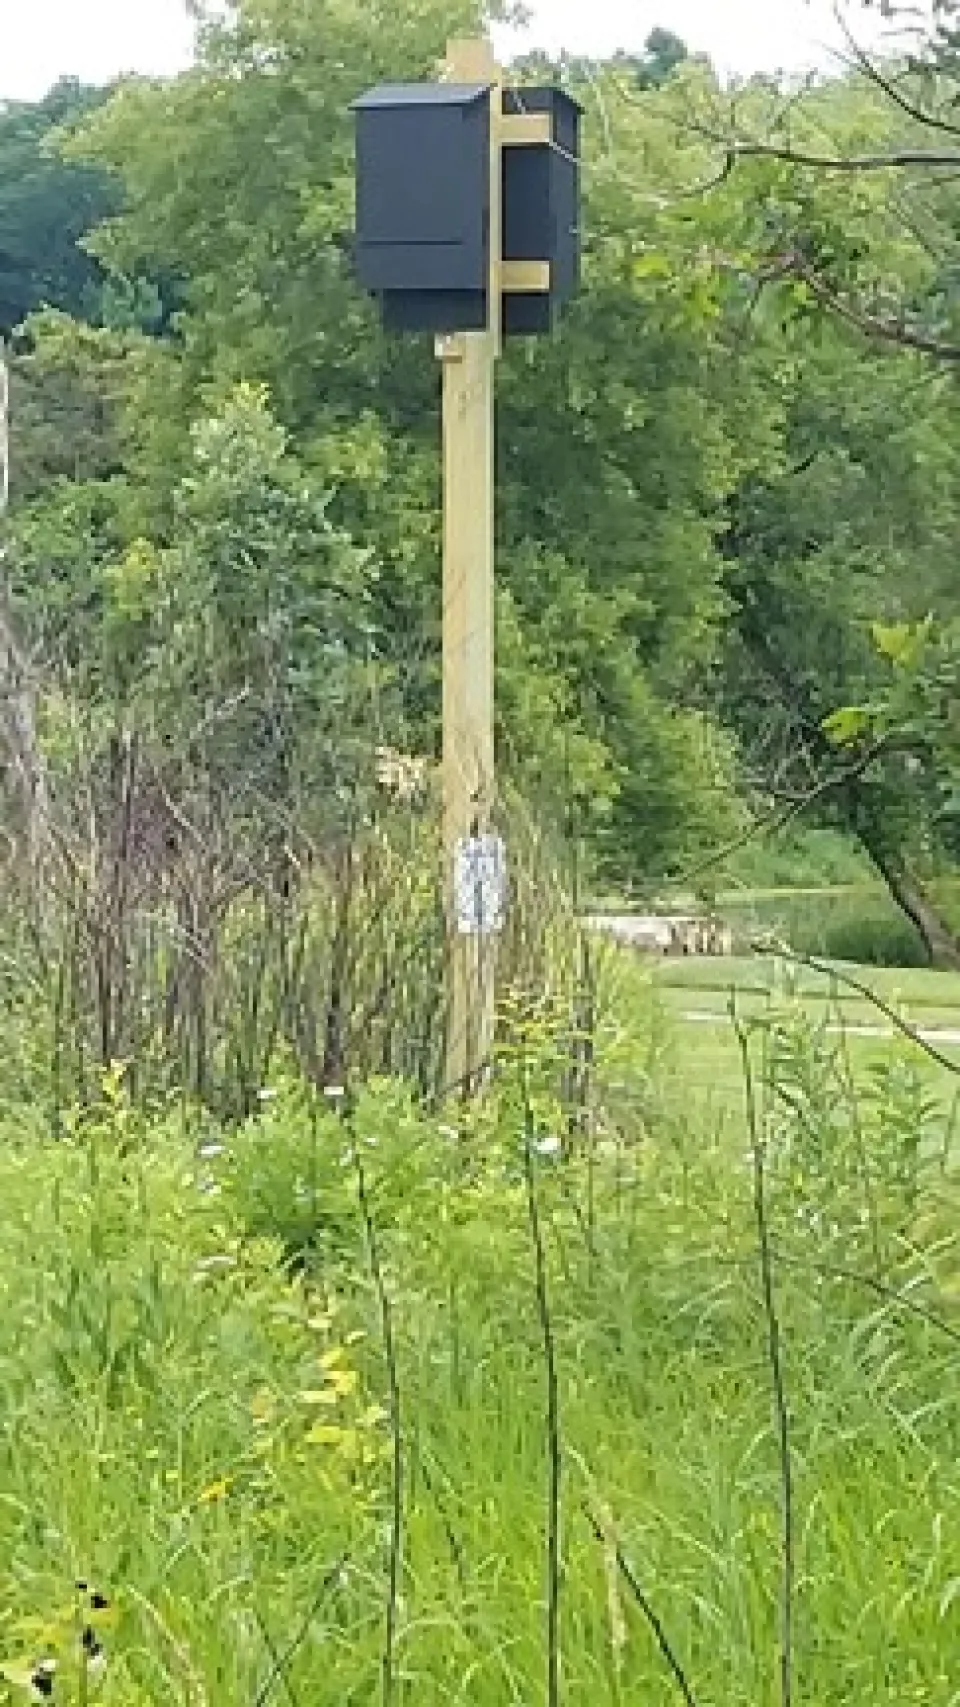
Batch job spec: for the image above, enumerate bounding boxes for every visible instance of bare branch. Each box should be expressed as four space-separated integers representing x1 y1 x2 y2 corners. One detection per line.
832 2 960 139
713 239 960 364
670 151 736 198
522 1064 562 1707
672 736 893 892
788 254 960 360
614 71 960 172
719 135 960 171
753 939 960 1078
732 1009 794 1707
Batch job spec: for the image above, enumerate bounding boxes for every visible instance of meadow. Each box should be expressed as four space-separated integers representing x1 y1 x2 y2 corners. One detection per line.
0 953 957 1705
651 953 960 1134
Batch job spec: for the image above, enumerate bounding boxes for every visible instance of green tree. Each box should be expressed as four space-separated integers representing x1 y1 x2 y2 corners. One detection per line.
9 381 374 819
56 3 756 884
0 79 120 337
652 34 960 955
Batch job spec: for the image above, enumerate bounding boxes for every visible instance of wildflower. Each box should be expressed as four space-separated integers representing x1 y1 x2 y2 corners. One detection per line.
535 1134 562 1159
197 1475 233 1505
30 1660 56 1699
198 1143 225 1161
80 1626 106 1681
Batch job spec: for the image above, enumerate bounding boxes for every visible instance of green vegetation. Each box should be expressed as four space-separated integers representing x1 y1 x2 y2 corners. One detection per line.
647 952 960 1124
0 80 121 338
0 997 957 1705
2 4 960 1703
8 0 960 946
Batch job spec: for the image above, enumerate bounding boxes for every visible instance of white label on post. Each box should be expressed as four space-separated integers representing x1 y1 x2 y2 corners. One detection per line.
454 836 507 936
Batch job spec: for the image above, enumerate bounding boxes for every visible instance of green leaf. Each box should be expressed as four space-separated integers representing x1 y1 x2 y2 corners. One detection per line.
822 705 873 745
871 621 925 668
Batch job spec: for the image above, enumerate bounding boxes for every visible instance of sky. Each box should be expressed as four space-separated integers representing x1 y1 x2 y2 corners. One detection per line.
0 0 925 102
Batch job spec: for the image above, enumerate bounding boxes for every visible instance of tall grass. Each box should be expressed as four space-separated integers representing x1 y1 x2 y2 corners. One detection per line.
0 984 957 1705
0 774 584 1130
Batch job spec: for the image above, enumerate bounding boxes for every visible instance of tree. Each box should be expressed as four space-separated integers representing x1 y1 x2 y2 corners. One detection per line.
52 0 754 886
716 325 960 964
642 13 960 955
663 3 960 363
636 28 689 88
0 80 121 337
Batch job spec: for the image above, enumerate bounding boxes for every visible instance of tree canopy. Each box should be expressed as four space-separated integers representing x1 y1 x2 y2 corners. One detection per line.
4 2 960 955
0 78 121 337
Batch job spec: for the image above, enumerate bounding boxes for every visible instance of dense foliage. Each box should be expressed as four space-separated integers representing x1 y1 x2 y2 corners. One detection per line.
0 16 958 1707
0 973 956 1704
0 79 119 337
4 1 960 954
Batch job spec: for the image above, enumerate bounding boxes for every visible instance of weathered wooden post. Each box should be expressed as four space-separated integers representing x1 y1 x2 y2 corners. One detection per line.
352 41 581 1093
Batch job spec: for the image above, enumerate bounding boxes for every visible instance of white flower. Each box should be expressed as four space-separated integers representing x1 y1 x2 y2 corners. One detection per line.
535 1134 562 1159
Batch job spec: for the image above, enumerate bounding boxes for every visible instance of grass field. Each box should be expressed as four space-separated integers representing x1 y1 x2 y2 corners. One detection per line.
653 953 960 1012
0 966 957 1704
630 953 960 1135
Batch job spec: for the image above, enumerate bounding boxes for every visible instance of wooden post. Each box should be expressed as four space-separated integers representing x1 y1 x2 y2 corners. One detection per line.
352 52 581 1092
438 38 501 1093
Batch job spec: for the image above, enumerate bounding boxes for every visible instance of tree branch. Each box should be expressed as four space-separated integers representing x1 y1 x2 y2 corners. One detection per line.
788 254 960 361
752 939 960 1078
831 2 960 141
686 121 960 173
672 735 892 892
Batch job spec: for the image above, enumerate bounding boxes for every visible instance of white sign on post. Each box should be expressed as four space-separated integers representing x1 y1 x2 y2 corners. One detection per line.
454 835 507 936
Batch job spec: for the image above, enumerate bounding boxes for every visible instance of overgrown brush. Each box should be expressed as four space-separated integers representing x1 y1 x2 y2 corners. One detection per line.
0 990 957 1705
0 756 590 1129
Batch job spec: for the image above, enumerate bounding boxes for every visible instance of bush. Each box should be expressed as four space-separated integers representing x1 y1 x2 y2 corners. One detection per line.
722 885 929 967
814 905 929 968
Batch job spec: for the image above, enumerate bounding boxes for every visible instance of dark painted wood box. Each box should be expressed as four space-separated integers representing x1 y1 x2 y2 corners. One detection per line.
352 82 492 333
502 85 582 336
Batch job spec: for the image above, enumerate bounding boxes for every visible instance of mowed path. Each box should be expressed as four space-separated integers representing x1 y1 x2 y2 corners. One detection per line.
591 932 960 1117
679 1007 960 1045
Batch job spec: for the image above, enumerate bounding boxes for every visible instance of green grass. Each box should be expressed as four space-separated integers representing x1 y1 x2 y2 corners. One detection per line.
652 953 960 1010
0 1009 958 1705
638 953 960 1132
